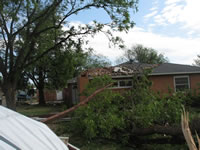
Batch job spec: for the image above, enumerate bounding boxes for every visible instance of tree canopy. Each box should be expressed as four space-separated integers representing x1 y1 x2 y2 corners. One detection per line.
194 55 200 66
0 0 138 109
117 44 168 64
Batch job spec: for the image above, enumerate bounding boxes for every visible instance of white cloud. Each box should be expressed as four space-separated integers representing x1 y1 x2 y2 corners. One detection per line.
64 22 200 65
154 15 168 26
150 6 158 11
151 0 200 33
179 0 200 31
144 10 158 19
84 26 200 65
165 0 183 5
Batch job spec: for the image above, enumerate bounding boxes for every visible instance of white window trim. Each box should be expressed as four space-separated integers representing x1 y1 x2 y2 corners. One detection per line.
173 75 190 92
109 79 133 89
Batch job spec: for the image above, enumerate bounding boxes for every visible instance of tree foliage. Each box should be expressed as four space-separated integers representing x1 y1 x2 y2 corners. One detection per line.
84 53 111 69
117 44 168 64
72 50 111 77
194 55 200 66
0 0 138 109
72 76 126 140
71 74 184 144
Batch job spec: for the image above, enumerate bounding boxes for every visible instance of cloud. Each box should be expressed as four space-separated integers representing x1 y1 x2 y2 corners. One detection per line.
150 6 158 11
144 10 158 19
165 0 183 5
63 22 200 65
149 0 200 33
84 25 200 65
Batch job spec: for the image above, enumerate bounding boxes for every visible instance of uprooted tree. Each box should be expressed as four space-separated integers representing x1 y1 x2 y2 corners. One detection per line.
68 74 200 146
0 0 138 110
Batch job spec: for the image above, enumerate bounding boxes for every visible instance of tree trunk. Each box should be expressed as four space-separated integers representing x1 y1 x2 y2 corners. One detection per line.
38 84 46 105
38 67 46 105
2 83 16 110
131 118 200 137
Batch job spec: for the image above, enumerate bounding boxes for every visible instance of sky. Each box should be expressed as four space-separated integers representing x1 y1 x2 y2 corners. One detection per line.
68 0 200 65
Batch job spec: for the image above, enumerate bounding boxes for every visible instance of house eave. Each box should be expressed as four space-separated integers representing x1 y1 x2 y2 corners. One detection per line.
88 75 134 79
87 71 200 79
150 71 200 76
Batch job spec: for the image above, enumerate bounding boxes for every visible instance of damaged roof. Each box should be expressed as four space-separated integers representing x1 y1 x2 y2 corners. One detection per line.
81 67 134 77
116 62 158 72
80 62 200 78
81 63 158 77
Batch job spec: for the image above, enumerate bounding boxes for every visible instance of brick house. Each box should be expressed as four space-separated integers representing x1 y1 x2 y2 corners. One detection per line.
66 62 200 105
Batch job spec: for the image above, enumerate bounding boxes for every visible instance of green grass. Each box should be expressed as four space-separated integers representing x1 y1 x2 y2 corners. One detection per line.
16 104 65 117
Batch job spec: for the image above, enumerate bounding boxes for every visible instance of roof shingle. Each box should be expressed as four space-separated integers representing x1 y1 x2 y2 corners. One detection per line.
80 62 200 78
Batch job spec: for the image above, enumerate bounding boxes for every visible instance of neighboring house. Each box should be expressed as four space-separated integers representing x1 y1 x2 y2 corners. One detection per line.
40 90 64 102
66 78 79 106
66 62 200 105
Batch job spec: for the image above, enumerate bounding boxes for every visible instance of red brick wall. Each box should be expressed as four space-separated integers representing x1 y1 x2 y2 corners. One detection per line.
190 74 200 90
149 75 174 94
149 74 200 94
44 90 57 101
38 90 67 102
76 74 200 101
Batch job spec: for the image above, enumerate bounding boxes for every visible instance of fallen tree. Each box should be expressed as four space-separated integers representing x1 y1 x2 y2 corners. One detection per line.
181 109 200 150
43 75 200 146
131 117 200 137
42 83 113 124
125 115 200 146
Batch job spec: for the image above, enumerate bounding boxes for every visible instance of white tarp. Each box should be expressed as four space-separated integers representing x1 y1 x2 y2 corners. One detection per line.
0 106 69 150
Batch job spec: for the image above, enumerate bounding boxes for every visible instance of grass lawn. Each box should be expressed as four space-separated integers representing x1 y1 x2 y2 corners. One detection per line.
16 104 65 117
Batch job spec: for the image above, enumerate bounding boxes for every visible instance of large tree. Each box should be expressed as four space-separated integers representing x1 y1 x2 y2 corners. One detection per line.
117 44 168 64
26 49 75 105
0 0 138 109
24 12 76 105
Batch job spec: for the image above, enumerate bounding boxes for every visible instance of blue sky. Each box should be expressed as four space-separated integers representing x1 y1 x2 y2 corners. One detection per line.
68 0 200 65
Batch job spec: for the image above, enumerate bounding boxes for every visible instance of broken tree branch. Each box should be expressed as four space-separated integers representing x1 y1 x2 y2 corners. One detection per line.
181 108 200 150
42 83 113 124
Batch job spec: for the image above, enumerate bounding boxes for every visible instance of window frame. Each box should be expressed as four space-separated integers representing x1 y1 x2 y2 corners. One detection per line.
173 75 190 92
110 79 133 89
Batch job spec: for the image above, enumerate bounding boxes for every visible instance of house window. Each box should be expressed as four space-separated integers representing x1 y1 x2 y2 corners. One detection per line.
174 76 190 92
111 80 133 88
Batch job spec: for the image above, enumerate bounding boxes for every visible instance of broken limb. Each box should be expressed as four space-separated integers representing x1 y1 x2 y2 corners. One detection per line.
42 83 113 124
